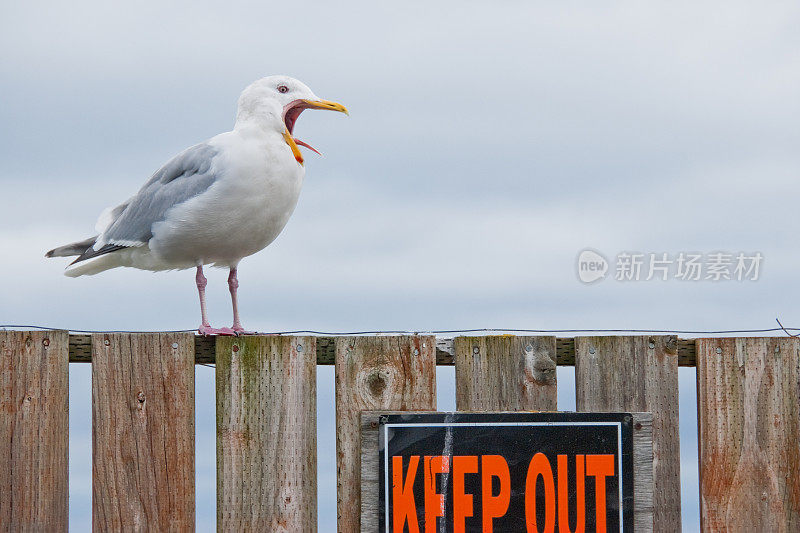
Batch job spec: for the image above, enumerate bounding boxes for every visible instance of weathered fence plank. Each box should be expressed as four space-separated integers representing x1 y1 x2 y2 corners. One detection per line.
216 336 317 532
575 335 681 532
0 330 69 531
454 335 557 410
359 412 383 533
697 337 800 531
632 412 655 532
92 332 195 531
335 336 436 533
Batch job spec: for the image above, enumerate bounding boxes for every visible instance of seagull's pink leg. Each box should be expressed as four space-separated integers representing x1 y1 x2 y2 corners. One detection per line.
196 266 210 328
196 265 235 336
228 267 247 333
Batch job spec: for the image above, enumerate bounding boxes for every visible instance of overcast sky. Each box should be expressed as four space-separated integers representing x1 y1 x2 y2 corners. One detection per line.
2 1 799 530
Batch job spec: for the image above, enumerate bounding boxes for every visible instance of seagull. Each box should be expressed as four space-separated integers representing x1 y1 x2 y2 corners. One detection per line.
46 75 347 335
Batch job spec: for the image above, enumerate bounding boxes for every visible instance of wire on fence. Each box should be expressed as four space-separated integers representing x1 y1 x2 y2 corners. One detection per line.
2 322 799 336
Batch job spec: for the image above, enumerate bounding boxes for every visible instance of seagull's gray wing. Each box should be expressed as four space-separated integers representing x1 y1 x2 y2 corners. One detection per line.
72 143 219 264
99 143 219 246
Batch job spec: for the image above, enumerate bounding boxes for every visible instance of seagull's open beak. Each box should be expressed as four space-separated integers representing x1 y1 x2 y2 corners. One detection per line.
282 99 348 165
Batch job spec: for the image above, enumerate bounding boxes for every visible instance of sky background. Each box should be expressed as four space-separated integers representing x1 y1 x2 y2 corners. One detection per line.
2 1 799 530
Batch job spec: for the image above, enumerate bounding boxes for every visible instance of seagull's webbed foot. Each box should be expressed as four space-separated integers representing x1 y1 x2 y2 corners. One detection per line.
232 326 258 336
198 325 237 336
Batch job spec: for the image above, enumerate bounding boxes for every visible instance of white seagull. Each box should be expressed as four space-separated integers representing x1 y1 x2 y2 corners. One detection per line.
46 75 347 335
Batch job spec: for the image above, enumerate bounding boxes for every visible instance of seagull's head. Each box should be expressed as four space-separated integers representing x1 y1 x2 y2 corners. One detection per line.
235 75 348 164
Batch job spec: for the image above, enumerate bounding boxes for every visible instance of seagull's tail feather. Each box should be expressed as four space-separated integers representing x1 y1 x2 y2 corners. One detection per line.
64 253 125 277
45 236 98 258
47 236 129 277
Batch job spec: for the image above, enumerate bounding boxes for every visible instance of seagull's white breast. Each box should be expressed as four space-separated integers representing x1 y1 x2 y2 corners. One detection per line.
147 129 305 268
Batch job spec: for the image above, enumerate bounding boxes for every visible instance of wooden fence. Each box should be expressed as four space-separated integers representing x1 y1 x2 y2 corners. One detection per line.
1 331 798 531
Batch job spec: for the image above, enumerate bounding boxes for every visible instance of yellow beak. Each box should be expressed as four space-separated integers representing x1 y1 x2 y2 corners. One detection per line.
282 131 305 164
300 99 349 115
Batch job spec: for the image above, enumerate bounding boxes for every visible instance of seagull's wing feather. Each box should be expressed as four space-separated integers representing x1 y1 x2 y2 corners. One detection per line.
70 143 220 265
98 143 219 248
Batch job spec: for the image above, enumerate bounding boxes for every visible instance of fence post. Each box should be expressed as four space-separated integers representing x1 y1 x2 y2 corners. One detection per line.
335 336 436 533
216 336 317 532
454 335 557 410
0 330 69 531
574 335 681 531
92 332 195 531
696 337 800 531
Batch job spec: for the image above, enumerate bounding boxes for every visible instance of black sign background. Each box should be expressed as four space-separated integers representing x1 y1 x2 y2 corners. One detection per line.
378 412 634 532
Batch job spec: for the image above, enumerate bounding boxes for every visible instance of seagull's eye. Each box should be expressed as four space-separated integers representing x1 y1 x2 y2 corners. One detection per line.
277 85 289 94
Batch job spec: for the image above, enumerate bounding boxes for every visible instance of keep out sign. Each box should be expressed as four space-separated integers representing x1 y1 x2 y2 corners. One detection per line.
378 413 634 533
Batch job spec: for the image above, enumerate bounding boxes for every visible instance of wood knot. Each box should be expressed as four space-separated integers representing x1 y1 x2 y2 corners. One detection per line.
664 336 678 355
526 347 556 385
367 373 386 397
357 366 398 403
